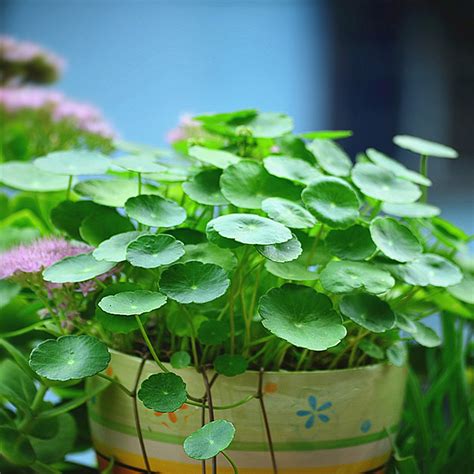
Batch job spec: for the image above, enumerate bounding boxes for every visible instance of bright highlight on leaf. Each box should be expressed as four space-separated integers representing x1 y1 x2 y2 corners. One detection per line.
188 146 241 169
308 139 352 177
125 194 186 227
29 335 111 381
256 234 303 263
258 284 347 350
93 231 144 262
126 234 185 268
263 155 322 185
113 154 167 173
184 420 236 460
393 135 458 159
262 197 316 229
98 290 167 315
138 373 187 412
34 150 110 175
381 202 440 218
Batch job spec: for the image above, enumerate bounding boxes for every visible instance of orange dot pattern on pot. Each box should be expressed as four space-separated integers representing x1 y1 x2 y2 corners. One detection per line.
264 382 278 393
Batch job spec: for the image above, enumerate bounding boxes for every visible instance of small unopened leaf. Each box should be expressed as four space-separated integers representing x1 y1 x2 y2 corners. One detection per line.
138 373 187 412
184 420 235 460
214 354 248 377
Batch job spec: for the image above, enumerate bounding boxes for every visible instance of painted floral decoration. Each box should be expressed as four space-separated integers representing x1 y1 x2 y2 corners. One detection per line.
297 395 332 429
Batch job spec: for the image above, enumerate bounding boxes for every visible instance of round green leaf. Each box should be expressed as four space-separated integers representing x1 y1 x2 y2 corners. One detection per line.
208 214 292 245
181 243 237 272
29 335 111 381
386 342 407 367
184 420 236 460
214 354 248 376
256 233 302 263
358 339 385 359
43 253 116 283
99 290 167 315
0 162 70 191
93 231 144 262
265 259 319 281
339 294 395 332
138 373 187 412
448 274 474 304
126 234 185 268
74 179 161 207
125 194 186 227
388 254 462 287
95 283 148 333
79 208 134 246
113 154 167 173
206 221 242 249
188 146 240 169
411 321 441 347
198 320 229 345
326 225 376 260
258 284 347 350
262 197 316 229
381 202 440 218
308 139 352 176
301 177 360 229
220 160 300 209
395 313 418 333
170 351 191 369
160 262 230 304
182 169 228 205
352 163 421 203
34 150 110 175
393 135 458 159
365 148 431 185
263 155 323 185
321 261 395 294
246 112 294 138
0 427 36 466
167 228 207 245
370 217 422 262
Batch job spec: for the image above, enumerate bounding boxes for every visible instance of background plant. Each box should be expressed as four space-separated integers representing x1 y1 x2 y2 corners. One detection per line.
0 109 472 473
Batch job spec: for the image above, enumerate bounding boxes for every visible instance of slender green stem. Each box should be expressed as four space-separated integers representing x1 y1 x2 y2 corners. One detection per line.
187 394 256 411
307 224 325 265
97 373 134 397
66 175 73 200
295 349 309 371
134 315 169 373
182 306 199 369
221 451 239 473
420 154 428 202
0 320 49 338
138 172 142 195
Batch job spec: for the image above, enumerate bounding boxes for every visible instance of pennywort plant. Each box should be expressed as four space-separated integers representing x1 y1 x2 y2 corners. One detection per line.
0 109 472 472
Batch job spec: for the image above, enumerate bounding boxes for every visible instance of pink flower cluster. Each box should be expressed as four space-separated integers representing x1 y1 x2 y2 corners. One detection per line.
0 87 115 138
0 237 90 280
166 113 205 143
0 36 65 76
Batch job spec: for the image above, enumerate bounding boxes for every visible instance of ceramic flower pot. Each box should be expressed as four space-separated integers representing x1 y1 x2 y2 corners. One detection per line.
87 350 407 474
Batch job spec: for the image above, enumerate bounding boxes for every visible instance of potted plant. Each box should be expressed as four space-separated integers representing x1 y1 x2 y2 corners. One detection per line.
0 109 472 474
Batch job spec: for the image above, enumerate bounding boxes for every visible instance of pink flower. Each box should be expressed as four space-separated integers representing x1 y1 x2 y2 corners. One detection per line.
270 145 281 154
166 113 204 143
0 238 91 280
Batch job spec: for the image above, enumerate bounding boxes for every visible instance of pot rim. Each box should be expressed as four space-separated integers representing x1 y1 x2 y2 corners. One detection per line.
108 348 403 375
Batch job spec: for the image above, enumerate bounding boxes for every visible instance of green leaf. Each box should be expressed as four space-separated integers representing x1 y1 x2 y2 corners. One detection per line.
74 179 161 207
448 274 474 304
182 169 228 205
300 130 353 140
170 351 191 369
183 419 236 460
326 225 376 260
258 284 346 350
0 427 36 466
181 242 237 272
358 339 385 359
301 177 360 229
307 139 352 176
387 254 462 287
195 109 257 124
393 135 458 158
386 342 407 367
188 146 240 169
138 373 187 412
370 217 422 262
160 262 230 304
43 253 115 283
29 415 59 440
220 160 300 209
321 261 395 294
29 335 111 381
95 283 148 333
93 231 144 262
411 321 441 347
208 214 292 245
198 320 229 345
0 162 69 191
206 221 242 249
352 163 421 203
0 360 36 411
126 234 185 268
214 354 248 376
79 208 134 246
113 154 167 173
245 112 294 138
167 228 207 245
339 294 395 332
125 194 186 227
395 313 417 333
263 155 323 185
256 233 303 263
34 150 110 175
99 290 167 315
365 148 431 186
265 259 319 281
262 197 316 229
0 280 21 308
381 202 440 218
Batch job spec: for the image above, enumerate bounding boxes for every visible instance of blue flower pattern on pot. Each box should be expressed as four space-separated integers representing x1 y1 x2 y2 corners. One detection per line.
296 395 332 429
